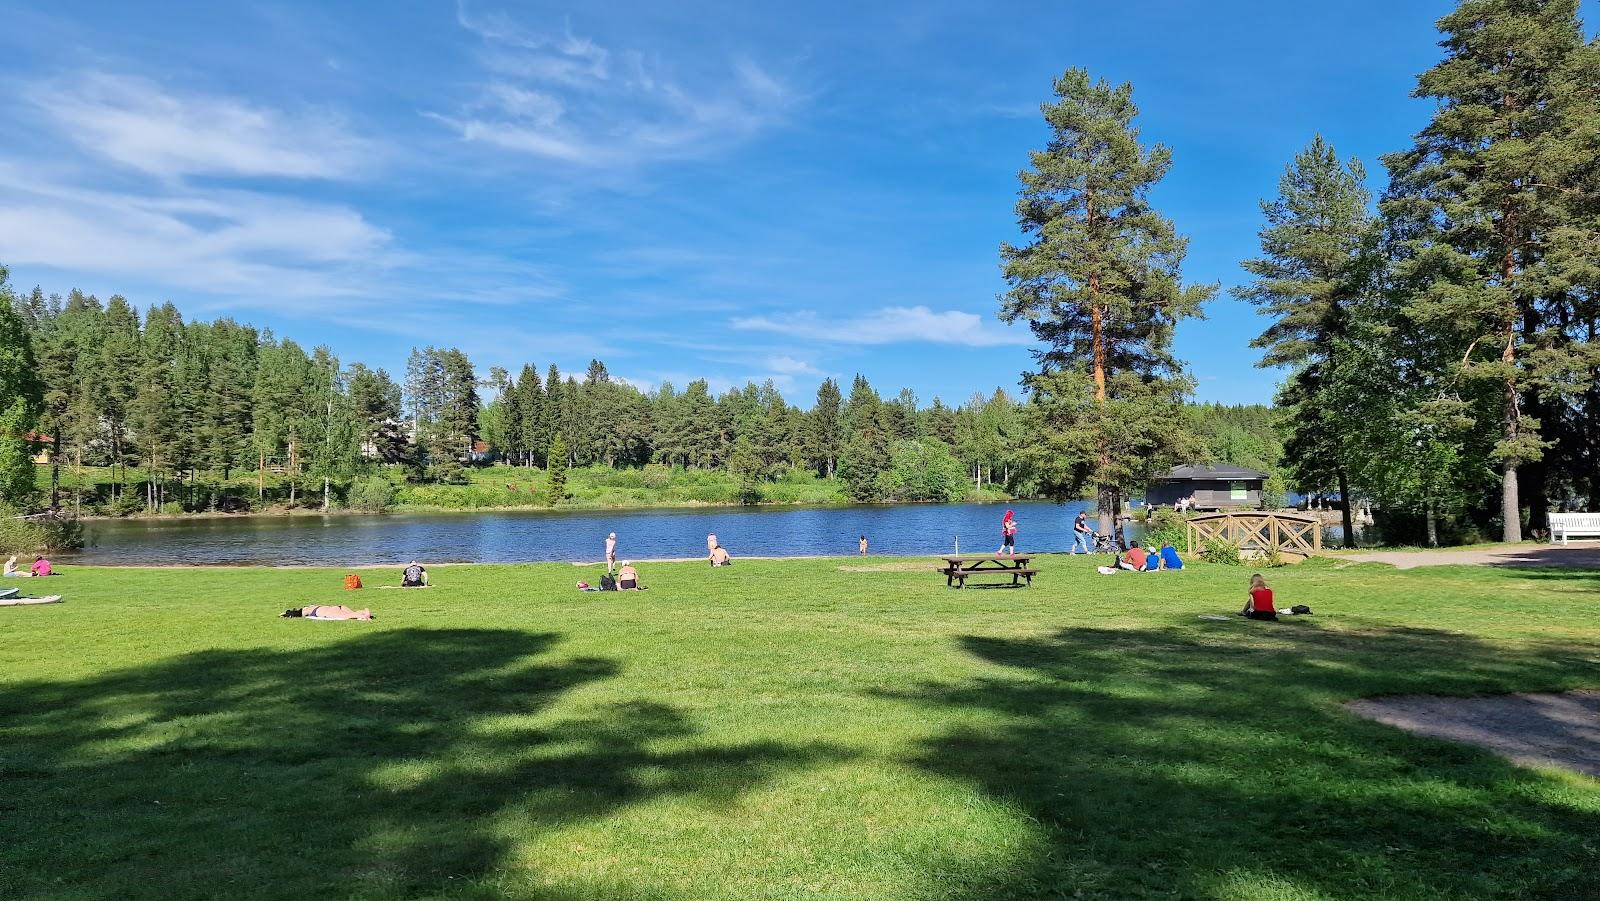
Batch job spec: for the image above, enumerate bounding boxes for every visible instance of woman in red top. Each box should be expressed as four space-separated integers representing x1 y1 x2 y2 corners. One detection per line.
1241 573 1277 621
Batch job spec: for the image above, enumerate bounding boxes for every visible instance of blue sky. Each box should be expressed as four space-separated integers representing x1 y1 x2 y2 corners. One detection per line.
3 1 1594 406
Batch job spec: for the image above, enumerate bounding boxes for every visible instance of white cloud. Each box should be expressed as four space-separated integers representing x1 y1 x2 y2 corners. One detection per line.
438 1 792 166
766 355 824 376
732 306 1032 348
26 73 372 179
0 163 388 300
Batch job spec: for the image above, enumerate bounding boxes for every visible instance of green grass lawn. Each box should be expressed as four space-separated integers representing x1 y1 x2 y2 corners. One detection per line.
2 557 1597 899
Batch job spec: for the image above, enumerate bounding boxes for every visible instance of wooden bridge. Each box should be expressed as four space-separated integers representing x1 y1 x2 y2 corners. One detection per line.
1185 511 1322 557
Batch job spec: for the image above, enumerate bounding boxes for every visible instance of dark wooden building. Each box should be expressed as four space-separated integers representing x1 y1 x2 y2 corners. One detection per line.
1147 464 1268 510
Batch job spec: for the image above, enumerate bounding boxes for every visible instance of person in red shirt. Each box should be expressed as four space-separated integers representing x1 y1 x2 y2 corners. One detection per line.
1241 573 1277 620
1119 541 1149 571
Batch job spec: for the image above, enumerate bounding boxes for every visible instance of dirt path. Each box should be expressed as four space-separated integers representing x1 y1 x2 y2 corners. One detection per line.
1347 691 1600 778
1339 544 1600 569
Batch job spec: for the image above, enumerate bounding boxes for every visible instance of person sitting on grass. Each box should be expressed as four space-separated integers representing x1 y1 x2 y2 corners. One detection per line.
1241 573 1277 621
1158 542 1184 570
401 561 429 588
29 556 54 577
1119 541 1149 572
710 545 732 567
616 562 642 590
3 555 21 577
282 605 374 620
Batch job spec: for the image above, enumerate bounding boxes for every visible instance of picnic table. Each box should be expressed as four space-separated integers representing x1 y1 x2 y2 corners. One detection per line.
939 556 1037 588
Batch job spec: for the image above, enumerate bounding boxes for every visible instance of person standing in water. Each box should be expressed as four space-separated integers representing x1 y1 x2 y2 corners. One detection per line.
859 534 868 555
605 532 618 569
997 510 1018 557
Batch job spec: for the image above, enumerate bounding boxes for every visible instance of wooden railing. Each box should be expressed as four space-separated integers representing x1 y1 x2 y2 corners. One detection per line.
1185 511 1322 557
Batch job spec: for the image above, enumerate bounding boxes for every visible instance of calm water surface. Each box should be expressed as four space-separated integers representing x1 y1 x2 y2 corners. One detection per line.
72 500 1117 566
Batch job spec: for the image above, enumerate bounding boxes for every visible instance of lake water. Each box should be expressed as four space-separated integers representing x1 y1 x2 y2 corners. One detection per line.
70 500 1117 566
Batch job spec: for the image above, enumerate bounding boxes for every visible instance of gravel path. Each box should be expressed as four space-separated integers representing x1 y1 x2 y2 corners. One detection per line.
1340 544 1600 569
1347 692 1600 777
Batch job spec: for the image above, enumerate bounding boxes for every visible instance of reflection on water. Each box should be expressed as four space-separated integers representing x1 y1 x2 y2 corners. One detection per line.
72 500 1134 566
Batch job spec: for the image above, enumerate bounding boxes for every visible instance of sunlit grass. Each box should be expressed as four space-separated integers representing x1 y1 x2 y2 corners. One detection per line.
2 556 1597 898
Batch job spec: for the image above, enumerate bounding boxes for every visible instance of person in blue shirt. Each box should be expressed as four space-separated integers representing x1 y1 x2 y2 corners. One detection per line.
1143 550 1160 572
1158 542 1184 570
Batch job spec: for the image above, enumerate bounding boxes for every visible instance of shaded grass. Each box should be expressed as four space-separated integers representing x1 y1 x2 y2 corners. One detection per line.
1 557 1597 898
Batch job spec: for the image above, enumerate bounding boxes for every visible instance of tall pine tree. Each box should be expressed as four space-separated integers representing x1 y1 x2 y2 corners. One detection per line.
999 69 1213 531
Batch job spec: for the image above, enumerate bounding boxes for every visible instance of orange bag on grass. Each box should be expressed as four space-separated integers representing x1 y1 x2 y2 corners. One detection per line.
343 573 363 590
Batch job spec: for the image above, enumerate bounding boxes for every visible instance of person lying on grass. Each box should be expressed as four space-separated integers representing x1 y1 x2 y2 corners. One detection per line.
1241 573 1277 621
281 605 374 620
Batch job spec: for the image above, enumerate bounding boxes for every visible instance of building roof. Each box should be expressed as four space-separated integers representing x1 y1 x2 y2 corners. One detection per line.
1161 463 1270 481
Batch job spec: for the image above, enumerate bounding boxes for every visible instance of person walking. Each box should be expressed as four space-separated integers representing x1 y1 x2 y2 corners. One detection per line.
706 532 718 561
997 510 1018 557
1071 511 1092 554
605 532 618 569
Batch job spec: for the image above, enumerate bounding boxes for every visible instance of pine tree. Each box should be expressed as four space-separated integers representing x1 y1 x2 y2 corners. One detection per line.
131 303 183 510
1381 0 1600 540
516 364 544 467
547 432 569 500
100 295 142 496
1235 135 1380 546
999 68 1214 530
806 378 844 477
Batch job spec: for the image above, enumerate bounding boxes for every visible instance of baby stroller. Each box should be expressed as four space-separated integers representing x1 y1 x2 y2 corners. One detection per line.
1091 532 1123 555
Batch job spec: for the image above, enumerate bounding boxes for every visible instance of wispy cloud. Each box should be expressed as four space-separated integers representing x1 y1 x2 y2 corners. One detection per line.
435 1 793 166
25 73 373 179
732 306 1031 348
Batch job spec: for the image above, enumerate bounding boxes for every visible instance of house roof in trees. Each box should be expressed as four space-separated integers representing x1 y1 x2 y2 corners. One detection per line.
1161 464 1270 481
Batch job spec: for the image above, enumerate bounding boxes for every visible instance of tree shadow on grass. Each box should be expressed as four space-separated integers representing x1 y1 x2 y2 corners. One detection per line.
0 628 846 899
885 624 1600 899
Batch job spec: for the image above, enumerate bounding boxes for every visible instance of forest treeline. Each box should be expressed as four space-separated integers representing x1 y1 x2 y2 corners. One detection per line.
0 269 1277 517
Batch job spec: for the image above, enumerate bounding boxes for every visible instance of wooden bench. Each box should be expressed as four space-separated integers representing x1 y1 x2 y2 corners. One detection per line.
939 556 1038 588
1550 512 1600 545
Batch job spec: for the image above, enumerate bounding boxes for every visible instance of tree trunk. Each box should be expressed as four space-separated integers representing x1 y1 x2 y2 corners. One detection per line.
1097 484 1114 537
1425 498 1438 548
323 476 331 513
49 426 61 511
1336 468 1356 549
1500 321 1522 543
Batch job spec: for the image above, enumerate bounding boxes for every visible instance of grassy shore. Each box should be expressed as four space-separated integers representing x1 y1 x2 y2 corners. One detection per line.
3 557 1597 899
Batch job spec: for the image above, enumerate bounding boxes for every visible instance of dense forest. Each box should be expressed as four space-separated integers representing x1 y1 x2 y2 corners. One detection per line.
0 269 1279 518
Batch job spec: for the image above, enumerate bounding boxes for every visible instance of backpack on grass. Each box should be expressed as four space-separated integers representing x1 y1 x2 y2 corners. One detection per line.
343 573 363 590
599 573 618 592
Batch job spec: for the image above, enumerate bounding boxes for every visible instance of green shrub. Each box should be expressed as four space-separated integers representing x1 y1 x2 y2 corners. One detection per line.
1262 545 1287 568
348 475 398 513
109 491 144 518
1201 538 1243 566
0 507 84 553
1144 508 1188 551
641 464 672 489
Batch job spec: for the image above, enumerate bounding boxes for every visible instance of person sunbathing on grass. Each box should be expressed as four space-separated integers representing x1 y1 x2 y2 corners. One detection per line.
282 605 374 620
1241 573 1277 621
401 561 429 588
709 545 732 567
617 562 642 590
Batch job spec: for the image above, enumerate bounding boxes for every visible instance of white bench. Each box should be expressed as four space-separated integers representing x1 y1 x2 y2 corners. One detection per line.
1550 512 1600 545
